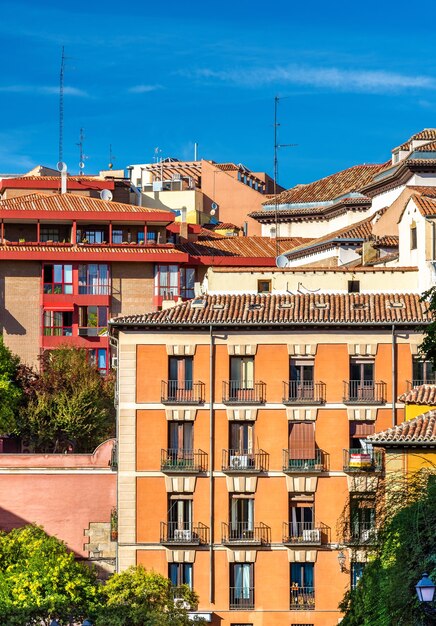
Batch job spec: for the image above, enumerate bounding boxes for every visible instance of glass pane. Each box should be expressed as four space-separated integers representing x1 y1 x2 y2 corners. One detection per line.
53 265 63 283
98 307 108 327
363 363 374 381
43 265 53 282
64 265 72 283
98 349 107 371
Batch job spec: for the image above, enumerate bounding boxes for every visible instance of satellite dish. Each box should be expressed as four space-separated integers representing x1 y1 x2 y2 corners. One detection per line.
100 189 113 202
211 202 218 210
210 209 216 216
275 254 289 268
57 161 67 172
79 161 85 169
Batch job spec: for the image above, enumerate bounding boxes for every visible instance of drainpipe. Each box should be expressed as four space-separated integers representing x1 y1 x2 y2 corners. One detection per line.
109 331 119 572
209 324 214 604
392 323 397 427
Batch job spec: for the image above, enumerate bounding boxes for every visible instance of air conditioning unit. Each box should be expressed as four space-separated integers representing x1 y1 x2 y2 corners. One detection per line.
230 455 249 469
172 173 181 181
174 598 191 610
174 529 192 542
302 528 320 542
152 181 163 191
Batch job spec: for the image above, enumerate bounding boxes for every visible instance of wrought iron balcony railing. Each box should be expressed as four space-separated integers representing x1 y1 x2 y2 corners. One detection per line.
343 448 383 473
343 380 386 404
221 521 270 546
290 586 315 611
407 378 436 390
222 380 266 404
282 448 327 473
283 380 326 404
222 449 268 473
345 522 378 545
160 522 209 545
161 449 207 473
171 586 198 610
229 586 254 610
161 380 205 404
282 522 325 546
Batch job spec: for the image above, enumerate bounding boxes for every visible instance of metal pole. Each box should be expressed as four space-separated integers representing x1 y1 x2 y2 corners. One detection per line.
392 323 397 427
209 324 214 604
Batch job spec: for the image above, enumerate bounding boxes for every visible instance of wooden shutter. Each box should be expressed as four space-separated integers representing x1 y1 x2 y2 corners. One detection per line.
351 422 375 437
289 422 315 460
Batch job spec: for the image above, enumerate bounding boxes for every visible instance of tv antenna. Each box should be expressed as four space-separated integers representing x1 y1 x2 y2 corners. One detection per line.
108 144 116 170
59 46 65 165
273 95 297 256
77 127 87 175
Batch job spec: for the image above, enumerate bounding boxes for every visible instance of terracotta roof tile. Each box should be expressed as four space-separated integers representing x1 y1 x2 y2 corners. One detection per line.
252 196 371 222
177 236 310 258
414 141 436 152
261 165 383 206
411 194 436 217
215 163 239 171
110 292 429 327
396 129 436 151
0 192 171 215
367 410 436 445
398 384 436 405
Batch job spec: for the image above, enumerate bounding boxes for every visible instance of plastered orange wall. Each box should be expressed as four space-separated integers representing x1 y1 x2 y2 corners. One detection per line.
137 344 168 402
137 477 167 543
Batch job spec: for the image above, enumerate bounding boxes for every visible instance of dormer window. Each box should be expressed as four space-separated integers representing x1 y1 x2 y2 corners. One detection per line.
392 150 400 164
410 221 417 250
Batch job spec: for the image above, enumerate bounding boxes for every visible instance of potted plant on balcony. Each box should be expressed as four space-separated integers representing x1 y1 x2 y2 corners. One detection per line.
110 507 118 541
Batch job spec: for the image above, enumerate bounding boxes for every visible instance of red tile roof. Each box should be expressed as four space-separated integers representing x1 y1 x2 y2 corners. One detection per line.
215 163 240 171
178 236 310 258
110 292 429 327
414 141 436 152
0 192 171 215
367 411 436 446
262 165 384 206
410 194 436 217
398 384 436 405
395 129 436 151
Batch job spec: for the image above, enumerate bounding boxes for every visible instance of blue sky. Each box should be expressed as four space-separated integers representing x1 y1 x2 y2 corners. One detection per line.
1 0 436 188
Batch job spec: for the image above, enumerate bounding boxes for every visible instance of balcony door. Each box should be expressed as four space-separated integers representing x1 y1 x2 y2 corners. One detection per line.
290 496 314 538
230 422 254 456
169 563 192 589
349 360 374 401
230 563 253 606
290 359 314 400
230 357 254 401
168 422 193 462
230 496 254 538
350 495 375 541
288 422 315 463
169 357 193 401
168 498 192 539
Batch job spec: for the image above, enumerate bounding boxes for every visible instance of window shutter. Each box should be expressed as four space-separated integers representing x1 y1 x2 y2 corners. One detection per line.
289 422 315 459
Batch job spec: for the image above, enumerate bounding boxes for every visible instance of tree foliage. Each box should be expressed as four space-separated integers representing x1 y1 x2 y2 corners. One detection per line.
15 347 115 452
0 525 98 626
94 565 200 626
419 286 436 365
0 337 23 434
339 471 436 626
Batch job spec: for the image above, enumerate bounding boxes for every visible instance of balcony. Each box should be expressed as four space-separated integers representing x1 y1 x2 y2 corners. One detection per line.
222 380 266 405
222 449 268 473
343 380 386 404
171 586 198 611
290 587 315 611
282 448 327 473
78 326 108 337
229 587 254 610
407 378 436 390
283 381 326 405
160 522 209 546
221 522 270 546
282 522 326 546
161 449 207 473
346 522 378 546
343 448 383 473
161 380 205 404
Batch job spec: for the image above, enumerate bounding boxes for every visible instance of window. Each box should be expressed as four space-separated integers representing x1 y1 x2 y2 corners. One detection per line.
40 228 60 242
43 264 73 294
168 356 193 400
168 497 192 539
349 359 374 401
230 563 254 609
351 562 365 589
349 421 375 450
288 422 316 467
147 231 157 243
350 494 376 542
180 267 196 299
412 358 435 385
169 563 192 589
112 229 123 244
89 348 108 374
230 496 254 540
289 495 314 540
289 359 314 400
43 310 73 336
257 279 271 294
137 231 145 244
230 422 254 454
348 280 360 293
77 228 106 243
168 422 193 453
230 357 254 399
410 221 417 250
78 306 108 336
78 264 110 295
155 264 178 298
290 563 315 610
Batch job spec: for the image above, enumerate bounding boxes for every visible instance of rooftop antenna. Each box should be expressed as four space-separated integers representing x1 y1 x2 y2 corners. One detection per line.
273 95 297 256
77 127 86 175
108 144 115 170
59 46 65 165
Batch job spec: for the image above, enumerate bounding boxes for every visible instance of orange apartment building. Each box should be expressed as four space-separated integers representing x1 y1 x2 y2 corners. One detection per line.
110 291 430 626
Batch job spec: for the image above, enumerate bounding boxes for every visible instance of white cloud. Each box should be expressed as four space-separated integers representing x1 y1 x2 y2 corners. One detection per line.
128 84 163 94
191 64 436 93
0 85 89 97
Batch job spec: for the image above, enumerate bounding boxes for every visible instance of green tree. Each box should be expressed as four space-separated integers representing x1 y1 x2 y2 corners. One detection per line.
419 287 436 365
16 347 115 452
94 565 201 626
339 472 436 626
0 525 98 626
0 337 23 434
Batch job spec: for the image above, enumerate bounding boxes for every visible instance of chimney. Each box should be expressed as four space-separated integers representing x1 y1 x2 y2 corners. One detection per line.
179 206 188 243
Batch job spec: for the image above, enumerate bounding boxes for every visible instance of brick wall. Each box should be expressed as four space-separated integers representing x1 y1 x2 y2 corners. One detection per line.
111 262 155 317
